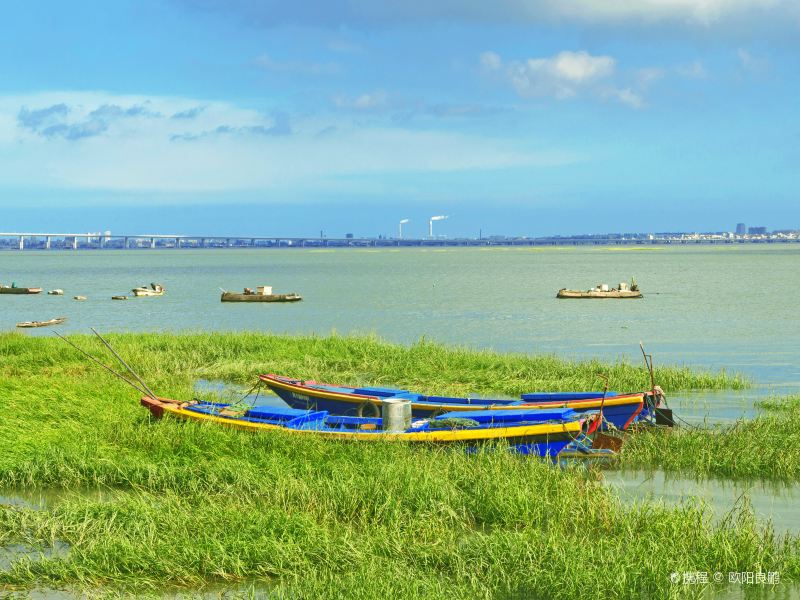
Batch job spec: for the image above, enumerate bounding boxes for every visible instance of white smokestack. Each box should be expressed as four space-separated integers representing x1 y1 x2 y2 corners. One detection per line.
428 215 448 237
398 219 410 238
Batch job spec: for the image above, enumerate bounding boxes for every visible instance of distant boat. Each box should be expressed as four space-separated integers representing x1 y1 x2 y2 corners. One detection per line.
557 280 642 299
221 285 301 303
48 289 64 296
17 316 67 328
0 285 42 295
111 295 128 300
132 283 165 297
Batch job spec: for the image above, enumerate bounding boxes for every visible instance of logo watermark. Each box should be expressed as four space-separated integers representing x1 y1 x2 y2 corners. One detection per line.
670 571 780 586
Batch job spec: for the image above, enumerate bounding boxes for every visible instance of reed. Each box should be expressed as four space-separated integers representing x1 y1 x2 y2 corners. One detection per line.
622 396 800 479
0 331 746 396
0 332 781 598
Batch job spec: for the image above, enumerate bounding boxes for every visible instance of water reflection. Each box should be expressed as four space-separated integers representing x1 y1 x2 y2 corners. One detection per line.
605 469 800 536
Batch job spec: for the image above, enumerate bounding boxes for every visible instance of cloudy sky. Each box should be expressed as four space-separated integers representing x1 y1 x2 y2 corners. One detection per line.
1 1 798 237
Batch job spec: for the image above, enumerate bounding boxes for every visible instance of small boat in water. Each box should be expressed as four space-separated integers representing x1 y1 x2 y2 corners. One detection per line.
17 316 67 328
557 280 642 299
48 289 64 296
140 396 600 457
0 285 42 295
132 283 165 297
111 295 128 300
260 374 656 431
221 285 301 303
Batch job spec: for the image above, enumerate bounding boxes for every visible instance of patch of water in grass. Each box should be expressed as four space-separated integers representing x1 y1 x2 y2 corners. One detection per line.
0 540 70 571
0 589 79 599
0 488 121 511
663 383 800 426
706 583 800 599
605 469 800 536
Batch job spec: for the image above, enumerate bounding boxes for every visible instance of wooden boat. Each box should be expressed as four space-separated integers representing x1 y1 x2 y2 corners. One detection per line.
139 396 600 457
16 316 67 328
0 285 42 295
111 295 128 300
132 283 165 297
557 281 642 299
260 374 652 431
221 285 301 302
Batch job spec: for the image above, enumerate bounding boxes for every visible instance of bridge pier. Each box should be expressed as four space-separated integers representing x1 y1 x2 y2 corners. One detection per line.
150 237 156 249
72 237 78 250
18 236 24 250
45 236 51 250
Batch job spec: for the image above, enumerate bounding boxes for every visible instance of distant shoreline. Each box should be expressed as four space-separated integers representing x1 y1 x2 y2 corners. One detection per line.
2 235 799 251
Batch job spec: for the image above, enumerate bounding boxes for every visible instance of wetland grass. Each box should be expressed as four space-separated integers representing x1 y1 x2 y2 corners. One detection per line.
0 332 787 598
0 331 747 396
622 396 800 480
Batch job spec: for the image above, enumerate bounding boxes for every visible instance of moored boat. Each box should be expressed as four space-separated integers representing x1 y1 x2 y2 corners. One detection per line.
139 396 599 457
0 285 43 295
16 316 67 328
221 285 301 303
48 289 64 296
259 374 654 431
557 280 642 299
132 283 165 297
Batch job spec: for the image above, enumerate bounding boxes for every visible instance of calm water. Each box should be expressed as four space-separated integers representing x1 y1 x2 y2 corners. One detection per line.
2 245 798 385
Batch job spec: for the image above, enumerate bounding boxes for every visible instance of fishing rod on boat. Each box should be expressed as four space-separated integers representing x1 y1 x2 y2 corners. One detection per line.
596 373 609 426
639 342 656 396
90 327 159 400
52 330 150 397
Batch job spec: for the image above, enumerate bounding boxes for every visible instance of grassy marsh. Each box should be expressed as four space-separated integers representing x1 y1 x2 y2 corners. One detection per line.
623 396 800 480
0 332 789 599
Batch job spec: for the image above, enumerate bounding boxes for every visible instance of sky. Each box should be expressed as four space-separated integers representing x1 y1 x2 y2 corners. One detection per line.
0 0 798 238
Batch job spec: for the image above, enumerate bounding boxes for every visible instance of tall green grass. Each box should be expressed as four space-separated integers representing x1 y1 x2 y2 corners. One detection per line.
0 332 782 599
623 396 800 480
0 331 747 396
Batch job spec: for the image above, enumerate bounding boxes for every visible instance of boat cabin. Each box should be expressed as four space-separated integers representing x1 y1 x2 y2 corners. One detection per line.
243 286 273 296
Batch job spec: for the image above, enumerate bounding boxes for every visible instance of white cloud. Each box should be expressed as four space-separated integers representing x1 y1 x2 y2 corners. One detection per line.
0 91 574 195
602 87 646 109
676 60 708 79
483 50 615 100
332 91 390 110
545 0 788 26
636 67 666 88
737 48 770 74
184 0 800 30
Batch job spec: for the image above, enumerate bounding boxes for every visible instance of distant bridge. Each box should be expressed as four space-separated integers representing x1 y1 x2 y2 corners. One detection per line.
0 232 797 250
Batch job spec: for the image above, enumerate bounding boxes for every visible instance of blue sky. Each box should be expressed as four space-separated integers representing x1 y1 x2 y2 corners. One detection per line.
1 1 798 237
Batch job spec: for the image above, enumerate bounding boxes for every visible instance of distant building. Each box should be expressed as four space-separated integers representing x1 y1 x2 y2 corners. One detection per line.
735 223 746 235
748 226 768 235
